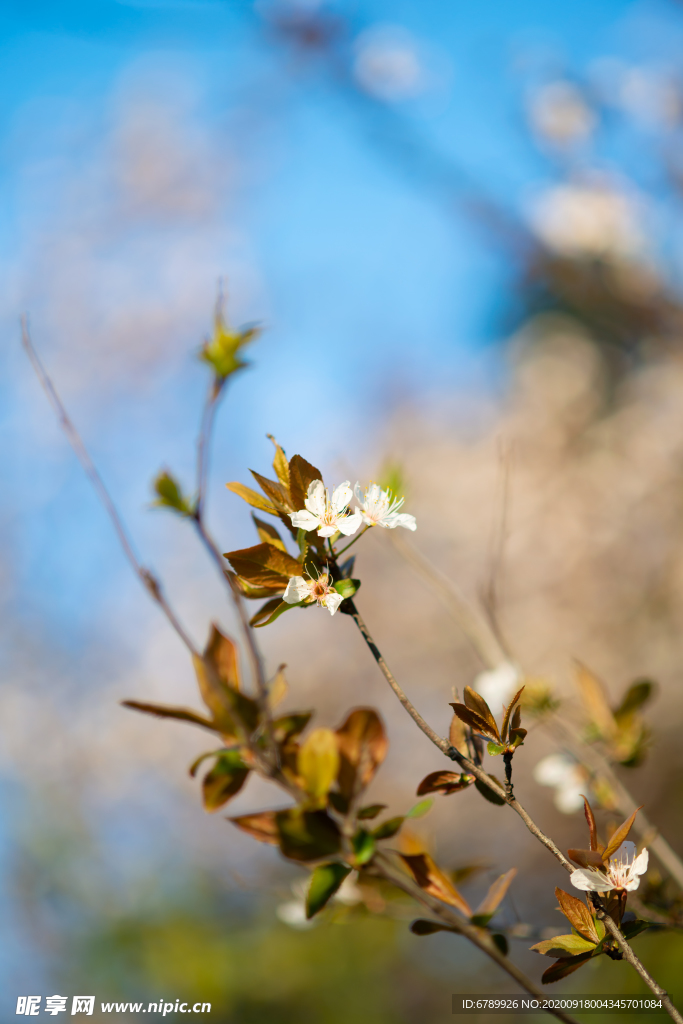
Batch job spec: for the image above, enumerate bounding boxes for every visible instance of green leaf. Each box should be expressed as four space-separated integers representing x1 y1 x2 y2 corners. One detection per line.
530 934 598 958
351 828 376 865
275 809 342 862
372 816 404 840
615 680 655 719
622 919 650 940
357 804 387 820
333 578 360 600
199 318 259 379
306 863 352 919
406 798 434 819
487 742 506 756
152 470 193 516
188 747 234 777
474 776 506 806
201 750 250 812
491 934 509 956
272 712 313 743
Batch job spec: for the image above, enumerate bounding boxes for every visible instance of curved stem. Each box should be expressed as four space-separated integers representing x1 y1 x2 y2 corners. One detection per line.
334 524 370 559
374 852 580 1024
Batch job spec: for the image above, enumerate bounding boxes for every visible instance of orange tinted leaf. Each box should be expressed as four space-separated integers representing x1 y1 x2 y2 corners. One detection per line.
448 713 469 755
335 708 388 800
225 481 277 516
399 853 472 916
224 542 302 588
205 625 241 692
267 435 290 490
463 687 500 740
449 703 499 742
229 811 279 844
602 806 643 861
471 869 516 924
202 751 250 812
288 455 324 514
575 661 617 740
555 887 599 943
416 771 473 796
252 515 287 552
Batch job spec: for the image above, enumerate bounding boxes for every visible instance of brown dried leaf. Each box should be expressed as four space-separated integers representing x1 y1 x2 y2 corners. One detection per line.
225 481 277 516
463 687 500 740
416 771 473 796
288 454 324 514
449 703 500 743
399 853 472 916
501 687 525 743
602 806 643 862
575 661 617 740
555 887 599 943
229 811 279 845
336 708 388 800
224 542 302 588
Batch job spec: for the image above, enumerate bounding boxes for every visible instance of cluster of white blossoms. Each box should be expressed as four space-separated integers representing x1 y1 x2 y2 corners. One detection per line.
290 479 416 539
283 478 416 616
570 840 649 894
533 753 588 814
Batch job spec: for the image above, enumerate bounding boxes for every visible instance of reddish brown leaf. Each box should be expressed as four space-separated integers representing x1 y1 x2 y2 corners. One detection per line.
121 700 216 734
250 470 291 511
555 888 599 943
229 811 279 845
335 708 388 799
224 542 302 588
449 703 500 743
251 515 287 552
541 952 595 984
288 455 324 514
448 713 469 756
204 624 241 692
501 686 525 743
399 853 472 916
602 806 643 862
583 796 599 853
416 771 473 796
567 848 606 869
463 687 500 741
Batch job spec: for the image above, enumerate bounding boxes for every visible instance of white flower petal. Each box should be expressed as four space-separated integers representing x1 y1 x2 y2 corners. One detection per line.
336 511 363 536
630 848 649 877
570 868 613 892
324 592 343 616
359 510 377 527
534 754 576 787
317 524 338 538
283 577 309 604
611 841 637 863
331 481 353 514
304 480 326 518
353 481 364 504
554 782 585 814
290 510 321 532
391 512 416 531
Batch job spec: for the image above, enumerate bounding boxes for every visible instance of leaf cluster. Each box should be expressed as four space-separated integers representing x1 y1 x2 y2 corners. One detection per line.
449 685 527 757
575 663 655 767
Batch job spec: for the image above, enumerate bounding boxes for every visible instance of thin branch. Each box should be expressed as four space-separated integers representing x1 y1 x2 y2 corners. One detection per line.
373 852 581 1024
21 317 198 656
593 903 683 1024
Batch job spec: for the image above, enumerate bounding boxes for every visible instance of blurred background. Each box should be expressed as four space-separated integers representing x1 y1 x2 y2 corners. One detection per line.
2 0 683 1020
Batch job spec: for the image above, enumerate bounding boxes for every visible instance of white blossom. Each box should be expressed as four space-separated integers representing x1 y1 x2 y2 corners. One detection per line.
283 571 343 616
354 482 416 530
473 662 521 708
533 753 587 814
290 480 362 538
570 841 649 893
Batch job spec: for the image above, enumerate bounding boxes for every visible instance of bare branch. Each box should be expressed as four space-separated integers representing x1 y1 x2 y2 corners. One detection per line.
21 316 197 657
